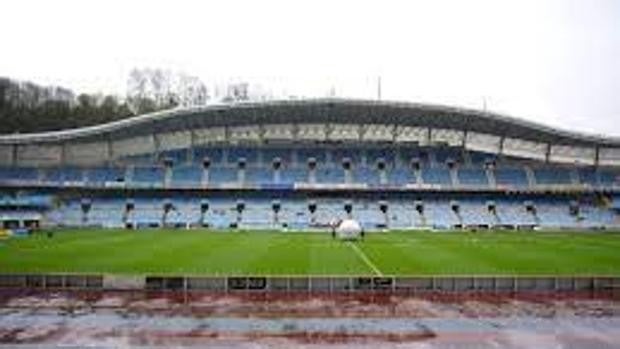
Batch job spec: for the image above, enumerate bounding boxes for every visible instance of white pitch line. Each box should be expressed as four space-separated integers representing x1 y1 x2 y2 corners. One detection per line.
347 242 383 277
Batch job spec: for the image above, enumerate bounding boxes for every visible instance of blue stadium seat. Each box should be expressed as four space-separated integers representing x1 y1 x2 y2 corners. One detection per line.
228 147 259 164
160 149 188 164
398 148 430 166
533 167 572 185
297 148 327 163
457 168 489 187
87 167 125 184
468 151 496 165
121 153 152 164
421 167 451 186
279 167 308 184
245 167 273 185
366 148 395 165
132 166 165 186
494 167 529 187
208 167 237 185
193 147 224 164
389 168 413 186
433 147 462 165
0 167 39 182
578 168 599 186
43 167 84 183
262 148 293 165
171 165 202 186
316 167 345 184
331 148 361 164
353 167 379 185
598 170 619 187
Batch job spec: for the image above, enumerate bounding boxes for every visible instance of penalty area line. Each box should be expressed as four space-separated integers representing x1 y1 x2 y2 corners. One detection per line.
347 242 383 277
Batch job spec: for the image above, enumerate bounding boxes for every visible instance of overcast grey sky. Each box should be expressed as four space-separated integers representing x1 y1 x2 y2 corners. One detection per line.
1 0 619 136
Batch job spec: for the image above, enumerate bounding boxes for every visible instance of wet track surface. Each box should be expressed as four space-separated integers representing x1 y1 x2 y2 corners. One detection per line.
1 292 619 348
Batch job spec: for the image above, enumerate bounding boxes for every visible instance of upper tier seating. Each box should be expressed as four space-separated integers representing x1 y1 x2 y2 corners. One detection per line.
160 149 187 164
353 167 380 185
193 147 224 164
296 148 327 163
0 167 38 182
228 148 259 163
494 168 529 187
468 151 495 165
433 148 462 165
598 170 619 186
533 167 572 185
331 149 361 165
578 168 619 187
43 167 83 183
207 167 237 185
262 149 293 165
132 166 165 186
1 148 619 189
457 168 489 187
421 167 451 186
578 168 599 186
278 167 308 184
366 148 395 165
389 168 413 186
171 165 202 186
87 167 125 184
316 167 345 184
245 167 273 185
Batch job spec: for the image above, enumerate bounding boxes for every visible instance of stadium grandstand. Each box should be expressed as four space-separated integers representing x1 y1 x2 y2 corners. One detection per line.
0 98 619 231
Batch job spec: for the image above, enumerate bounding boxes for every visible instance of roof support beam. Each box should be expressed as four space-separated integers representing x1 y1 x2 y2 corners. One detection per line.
106 136 113 164
291 123 299 143
188 130 197 164
60 143 67 166
498 136 505 156
10 144 17 167
461 130 468 163
391 124 398 143
595 146 600 168
1 101 619 151
224 125 231 144
152 133 161 163
258 123 266 144
358 124 365 142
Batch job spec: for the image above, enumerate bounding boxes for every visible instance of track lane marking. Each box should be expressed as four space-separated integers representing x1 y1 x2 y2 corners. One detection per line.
347 242 383 276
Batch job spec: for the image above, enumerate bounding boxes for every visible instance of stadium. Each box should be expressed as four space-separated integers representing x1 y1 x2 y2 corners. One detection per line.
2 97 620 347
1 98 620 288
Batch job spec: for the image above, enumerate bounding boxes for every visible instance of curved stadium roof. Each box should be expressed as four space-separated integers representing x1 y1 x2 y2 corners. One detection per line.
0 98 619 147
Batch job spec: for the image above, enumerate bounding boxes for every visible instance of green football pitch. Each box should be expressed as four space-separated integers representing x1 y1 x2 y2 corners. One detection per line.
1 229 620 276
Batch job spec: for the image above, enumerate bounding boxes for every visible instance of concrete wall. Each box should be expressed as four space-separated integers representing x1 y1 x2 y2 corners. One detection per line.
0 145 14 166
157 131 191 151
112 135 155 158
1 274 618 293
65 141 109 165
16 144 62 166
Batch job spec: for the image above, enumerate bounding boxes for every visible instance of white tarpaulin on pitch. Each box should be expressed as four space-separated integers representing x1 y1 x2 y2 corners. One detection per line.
335 219 362 240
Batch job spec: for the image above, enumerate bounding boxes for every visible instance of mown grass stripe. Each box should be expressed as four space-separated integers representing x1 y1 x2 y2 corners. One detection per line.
347 241 383 276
